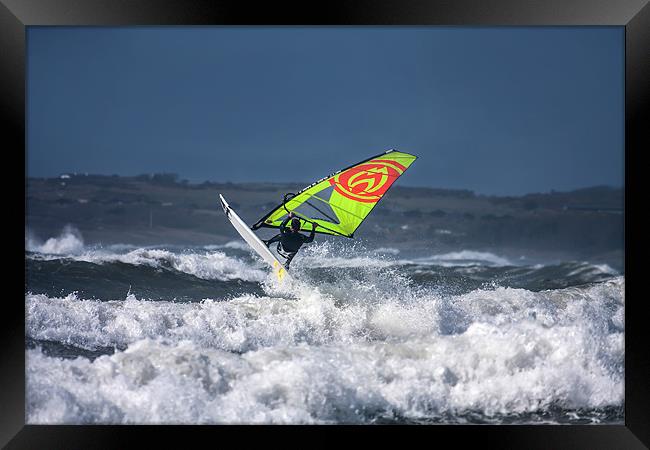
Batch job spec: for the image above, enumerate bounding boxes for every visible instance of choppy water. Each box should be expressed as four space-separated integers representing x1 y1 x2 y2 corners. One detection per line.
25 228 624 424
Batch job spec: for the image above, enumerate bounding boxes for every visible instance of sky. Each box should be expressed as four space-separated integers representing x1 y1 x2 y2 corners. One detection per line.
27 26 624 196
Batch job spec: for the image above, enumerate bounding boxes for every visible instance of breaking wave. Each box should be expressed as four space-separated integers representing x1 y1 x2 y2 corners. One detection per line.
26 275 624 424
26 225 85 255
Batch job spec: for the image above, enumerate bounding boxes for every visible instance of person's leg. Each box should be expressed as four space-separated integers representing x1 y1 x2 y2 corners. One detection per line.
283 252 296 270
274 244 294 269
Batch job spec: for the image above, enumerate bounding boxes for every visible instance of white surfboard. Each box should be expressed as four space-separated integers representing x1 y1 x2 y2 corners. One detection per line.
219 194 293 283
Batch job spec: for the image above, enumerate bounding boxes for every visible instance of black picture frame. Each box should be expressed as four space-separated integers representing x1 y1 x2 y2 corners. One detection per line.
6 0 647 447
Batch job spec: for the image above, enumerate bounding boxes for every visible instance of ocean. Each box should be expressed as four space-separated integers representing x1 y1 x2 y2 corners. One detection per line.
25 229 624 424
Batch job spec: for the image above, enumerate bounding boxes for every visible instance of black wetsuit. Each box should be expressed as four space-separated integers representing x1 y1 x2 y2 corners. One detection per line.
264 216 316 269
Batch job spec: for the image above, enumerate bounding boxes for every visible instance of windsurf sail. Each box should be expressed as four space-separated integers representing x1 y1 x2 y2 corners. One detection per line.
251 149 417 238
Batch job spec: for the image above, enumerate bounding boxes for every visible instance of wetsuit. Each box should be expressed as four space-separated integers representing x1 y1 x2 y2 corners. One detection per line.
263 216 316 269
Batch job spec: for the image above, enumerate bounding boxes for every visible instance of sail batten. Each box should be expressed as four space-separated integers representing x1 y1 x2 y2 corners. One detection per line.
251 149 417 238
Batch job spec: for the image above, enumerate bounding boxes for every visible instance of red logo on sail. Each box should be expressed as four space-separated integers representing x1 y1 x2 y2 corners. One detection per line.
329 159 407 203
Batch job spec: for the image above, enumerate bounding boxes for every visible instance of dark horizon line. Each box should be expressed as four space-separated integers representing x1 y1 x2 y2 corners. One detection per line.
27 171 624 198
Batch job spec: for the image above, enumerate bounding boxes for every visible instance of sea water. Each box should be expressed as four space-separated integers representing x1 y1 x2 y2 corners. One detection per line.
25 229 624 424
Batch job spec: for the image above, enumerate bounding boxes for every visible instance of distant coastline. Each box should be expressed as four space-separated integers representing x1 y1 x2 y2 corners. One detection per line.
26 174 624 269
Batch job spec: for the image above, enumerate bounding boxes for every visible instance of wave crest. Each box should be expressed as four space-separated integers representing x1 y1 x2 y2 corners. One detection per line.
27 225 85 255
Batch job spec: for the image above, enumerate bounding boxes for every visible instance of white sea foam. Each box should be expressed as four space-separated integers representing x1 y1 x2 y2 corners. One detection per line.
29 247 266 282
374 247 401 255
26 225 85 255
26 276 624 424
224 241 253 251
294 241 396 269
26 277 625 352
203 241 251 251
567 262 619 277
410 250 513 267
24 236 624 423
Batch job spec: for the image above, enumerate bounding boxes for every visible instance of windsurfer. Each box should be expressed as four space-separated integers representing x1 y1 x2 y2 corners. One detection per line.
263 211 317 269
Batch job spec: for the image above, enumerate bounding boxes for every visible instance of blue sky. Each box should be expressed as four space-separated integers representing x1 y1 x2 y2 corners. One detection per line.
27 26 624 195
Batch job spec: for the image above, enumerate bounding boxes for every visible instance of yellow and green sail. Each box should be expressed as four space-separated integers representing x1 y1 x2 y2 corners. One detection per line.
251 149 417 238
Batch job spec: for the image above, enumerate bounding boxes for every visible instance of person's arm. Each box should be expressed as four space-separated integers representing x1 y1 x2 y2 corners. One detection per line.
279 213 293 235
264 233 281 246
303 222 317 243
